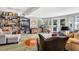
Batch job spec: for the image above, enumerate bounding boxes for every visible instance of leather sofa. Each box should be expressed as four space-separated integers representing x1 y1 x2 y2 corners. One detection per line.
44 36 68 51
38 34 69 51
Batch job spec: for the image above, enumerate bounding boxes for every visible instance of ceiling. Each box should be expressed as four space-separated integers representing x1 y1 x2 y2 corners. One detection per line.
0 7 40 16
0 7 79 18
27 7 79 18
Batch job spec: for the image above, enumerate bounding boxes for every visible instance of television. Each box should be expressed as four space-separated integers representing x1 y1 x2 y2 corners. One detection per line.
61 26 69 31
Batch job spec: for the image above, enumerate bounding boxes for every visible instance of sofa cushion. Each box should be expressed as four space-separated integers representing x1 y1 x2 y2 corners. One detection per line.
39 33 52 39
74 32 79 39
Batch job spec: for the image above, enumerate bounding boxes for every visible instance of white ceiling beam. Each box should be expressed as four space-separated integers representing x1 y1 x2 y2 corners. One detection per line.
22 7 40 16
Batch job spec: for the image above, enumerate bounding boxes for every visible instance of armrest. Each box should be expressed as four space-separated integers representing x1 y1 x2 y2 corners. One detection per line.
66 39 79 51
71 39 79 44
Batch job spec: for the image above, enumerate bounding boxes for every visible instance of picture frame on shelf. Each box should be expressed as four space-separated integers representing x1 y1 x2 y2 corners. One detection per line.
5 12 9 16
9 12 13 16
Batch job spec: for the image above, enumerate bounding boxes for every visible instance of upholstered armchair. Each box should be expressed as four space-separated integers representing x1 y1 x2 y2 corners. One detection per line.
0 34 6 44
65 32 79 51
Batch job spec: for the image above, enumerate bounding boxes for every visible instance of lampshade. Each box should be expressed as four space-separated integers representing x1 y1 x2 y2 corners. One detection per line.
61 26 69 31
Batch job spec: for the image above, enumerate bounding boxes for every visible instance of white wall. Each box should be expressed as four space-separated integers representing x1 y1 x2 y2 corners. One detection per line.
52 13 79 31
29 13 79 32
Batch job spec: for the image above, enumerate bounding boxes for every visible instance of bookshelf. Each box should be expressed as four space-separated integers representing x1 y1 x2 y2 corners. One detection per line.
0 11 20 34
20 16 30 34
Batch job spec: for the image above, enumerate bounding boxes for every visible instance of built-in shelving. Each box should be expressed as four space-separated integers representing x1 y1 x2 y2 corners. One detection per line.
0 11 20 34
20 16 30 34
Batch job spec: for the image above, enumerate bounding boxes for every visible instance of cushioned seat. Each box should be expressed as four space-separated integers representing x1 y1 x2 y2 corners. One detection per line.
38 34 68 51
65 32 79 51
0 34 6 44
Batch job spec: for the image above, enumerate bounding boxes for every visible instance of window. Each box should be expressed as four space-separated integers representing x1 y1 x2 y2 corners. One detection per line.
53 20 57 31
75 16 79 30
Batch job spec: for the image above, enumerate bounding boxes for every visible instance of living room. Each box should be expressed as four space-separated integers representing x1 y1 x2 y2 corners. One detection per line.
0 7 79 51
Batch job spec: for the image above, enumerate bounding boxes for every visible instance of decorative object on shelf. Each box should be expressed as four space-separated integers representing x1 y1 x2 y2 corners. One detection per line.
0 11 20 34
31 28 38 34
9 12 13 16
1 12 18 16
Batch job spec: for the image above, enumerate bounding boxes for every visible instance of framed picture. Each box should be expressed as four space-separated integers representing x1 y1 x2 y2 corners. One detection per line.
30 18 38 28
9 12 13 16
60 19 65 26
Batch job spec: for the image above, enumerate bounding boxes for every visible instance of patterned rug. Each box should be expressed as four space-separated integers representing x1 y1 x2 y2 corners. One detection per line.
0 44 37 51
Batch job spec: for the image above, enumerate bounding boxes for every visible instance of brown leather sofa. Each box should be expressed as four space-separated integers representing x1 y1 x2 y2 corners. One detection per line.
38 34 69 51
